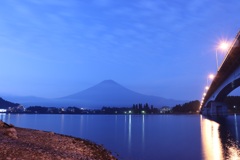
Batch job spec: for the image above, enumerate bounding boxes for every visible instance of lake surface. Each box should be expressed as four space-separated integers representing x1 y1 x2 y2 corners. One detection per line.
0 114 239 160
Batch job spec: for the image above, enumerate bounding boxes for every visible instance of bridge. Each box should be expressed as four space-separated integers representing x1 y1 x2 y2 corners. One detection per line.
201 31 240 116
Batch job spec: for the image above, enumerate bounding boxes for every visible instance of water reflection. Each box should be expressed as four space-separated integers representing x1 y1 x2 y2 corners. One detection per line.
234 114 239 144
142 115 145 149
60 114 64 133
128 115 132 151
201 116 223 160
201 115 240 160
0 113 6 122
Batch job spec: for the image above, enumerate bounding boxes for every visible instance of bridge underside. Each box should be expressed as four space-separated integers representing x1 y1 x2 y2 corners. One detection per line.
202 77 240 116
215 77 240 101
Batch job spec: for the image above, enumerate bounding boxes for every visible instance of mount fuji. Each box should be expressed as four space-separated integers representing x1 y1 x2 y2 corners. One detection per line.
2 80 185 108
59 80 184 108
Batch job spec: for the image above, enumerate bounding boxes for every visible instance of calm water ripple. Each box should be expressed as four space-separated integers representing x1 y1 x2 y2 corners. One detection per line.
0 114 239 160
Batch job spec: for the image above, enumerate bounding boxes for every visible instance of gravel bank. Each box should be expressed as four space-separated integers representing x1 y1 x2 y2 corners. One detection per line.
0 120 117 160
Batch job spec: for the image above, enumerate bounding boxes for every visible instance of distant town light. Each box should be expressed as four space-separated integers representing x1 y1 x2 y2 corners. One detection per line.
0 109 7 113
129 110 132 114
141 110 145 114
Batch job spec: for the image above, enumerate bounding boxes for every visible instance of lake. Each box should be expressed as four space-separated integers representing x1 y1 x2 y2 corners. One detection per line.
0 114 239 160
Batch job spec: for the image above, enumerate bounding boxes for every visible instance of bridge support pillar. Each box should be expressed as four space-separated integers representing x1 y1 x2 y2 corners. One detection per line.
202 101 228 117
210 101 228 116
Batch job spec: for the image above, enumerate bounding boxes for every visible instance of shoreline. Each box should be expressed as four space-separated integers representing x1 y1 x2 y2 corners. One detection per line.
0 121 117 160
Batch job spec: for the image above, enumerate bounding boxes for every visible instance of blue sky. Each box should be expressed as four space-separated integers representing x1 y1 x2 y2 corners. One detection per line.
0 0 240 100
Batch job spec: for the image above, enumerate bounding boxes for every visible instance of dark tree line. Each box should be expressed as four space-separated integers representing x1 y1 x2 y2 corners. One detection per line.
224 96 240 113
25 106 88 114
172 100 200 113
170 96 240 114
24 103 161 114
100 103 158 114
132 103 156 114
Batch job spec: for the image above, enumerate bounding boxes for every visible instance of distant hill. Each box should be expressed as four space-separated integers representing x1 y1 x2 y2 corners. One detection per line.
60 80 184 108
1 95 54 107
1 80 185 108
0 97 20 109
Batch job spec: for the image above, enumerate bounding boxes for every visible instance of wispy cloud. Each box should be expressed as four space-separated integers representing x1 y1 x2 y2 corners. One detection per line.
0 0 240 99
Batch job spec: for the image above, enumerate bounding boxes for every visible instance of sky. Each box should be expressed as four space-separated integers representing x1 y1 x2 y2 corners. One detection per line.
0 0 240 101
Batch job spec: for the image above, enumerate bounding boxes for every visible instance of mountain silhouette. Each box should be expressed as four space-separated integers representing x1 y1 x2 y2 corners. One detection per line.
60 80 184 108
2 80 184 108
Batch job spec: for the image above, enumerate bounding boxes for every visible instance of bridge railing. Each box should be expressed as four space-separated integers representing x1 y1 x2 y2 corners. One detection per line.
218 31 240 71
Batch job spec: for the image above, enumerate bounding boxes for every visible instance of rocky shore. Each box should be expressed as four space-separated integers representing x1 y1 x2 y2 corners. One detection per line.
0 120 117 160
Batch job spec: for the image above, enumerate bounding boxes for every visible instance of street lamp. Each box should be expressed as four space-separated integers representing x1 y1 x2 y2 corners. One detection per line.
207 74 215 86
209 74 214 79
202 74 215 106
205 86 209 90
219 41 230 50
215 41 230 71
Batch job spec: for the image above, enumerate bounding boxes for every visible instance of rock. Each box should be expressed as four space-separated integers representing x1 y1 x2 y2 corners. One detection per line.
49 131 54 135
9 124 15 128
0 120 4 127
5 127 18 139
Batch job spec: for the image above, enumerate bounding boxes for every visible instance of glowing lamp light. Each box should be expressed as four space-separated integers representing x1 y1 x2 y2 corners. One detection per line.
205 86 209 90
218 41 230 51
209 74 215 80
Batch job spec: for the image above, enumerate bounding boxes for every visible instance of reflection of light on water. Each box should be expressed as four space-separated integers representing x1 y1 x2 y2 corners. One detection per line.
128 115 132 150
228 147 239 160
7 114 11 124
0 113 6 122
142 115 145 144
124 115 127 146
230 114 240 160
142 115 145 152
60 114 64 133
201 116 223 160
78 115 83 136
201 115 240 160
234 114 239 144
